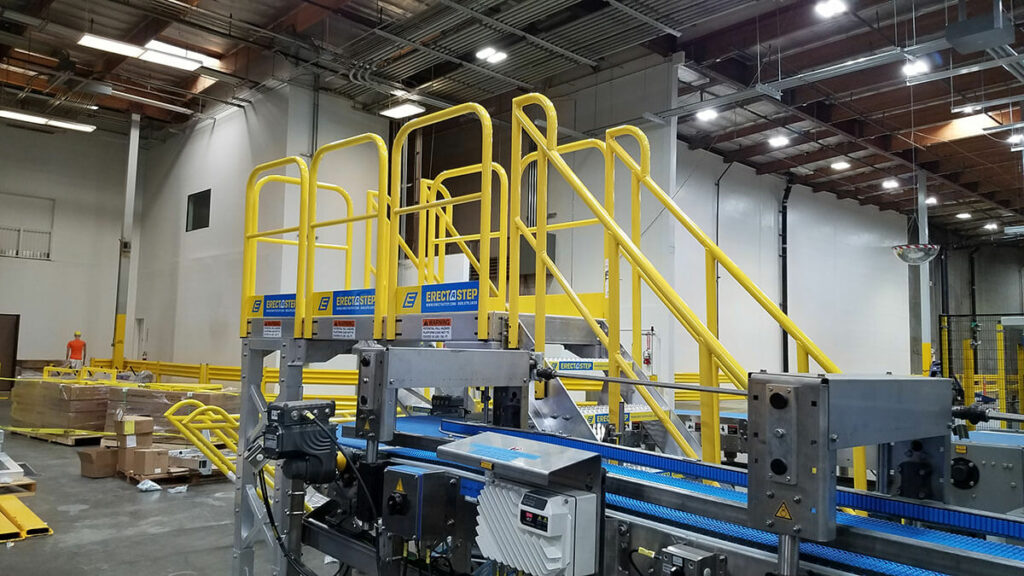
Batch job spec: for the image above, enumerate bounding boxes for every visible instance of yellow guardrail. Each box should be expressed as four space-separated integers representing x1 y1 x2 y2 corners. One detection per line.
305 134 390 339
40 366 117 385
386 103 496 340
240 156 310 338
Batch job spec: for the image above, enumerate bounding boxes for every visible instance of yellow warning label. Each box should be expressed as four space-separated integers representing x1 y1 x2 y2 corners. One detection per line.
363 420 370 430
395 478 405 493
955 445 967 454
481 461 493 470
775 502 793 520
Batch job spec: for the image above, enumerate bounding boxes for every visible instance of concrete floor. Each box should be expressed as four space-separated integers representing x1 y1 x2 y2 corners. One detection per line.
0 399 332 576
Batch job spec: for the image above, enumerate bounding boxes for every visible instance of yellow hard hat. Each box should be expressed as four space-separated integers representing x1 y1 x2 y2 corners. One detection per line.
74 331 81 337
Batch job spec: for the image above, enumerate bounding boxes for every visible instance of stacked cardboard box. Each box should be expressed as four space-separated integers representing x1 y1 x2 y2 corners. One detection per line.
78 447 118 478
11 380 108 431
105 388 239 436
115 415 156 475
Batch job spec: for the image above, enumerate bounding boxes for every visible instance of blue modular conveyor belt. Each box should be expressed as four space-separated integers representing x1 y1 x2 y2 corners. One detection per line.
336 417 1024 574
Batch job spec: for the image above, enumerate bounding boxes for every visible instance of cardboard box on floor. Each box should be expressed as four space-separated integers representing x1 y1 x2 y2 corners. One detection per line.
78 447 118 478
118 447 169 476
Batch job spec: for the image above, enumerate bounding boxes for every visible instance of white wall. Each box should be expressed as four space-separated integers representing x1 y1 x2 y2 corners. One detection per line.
0 125 126 360
135 86 387 366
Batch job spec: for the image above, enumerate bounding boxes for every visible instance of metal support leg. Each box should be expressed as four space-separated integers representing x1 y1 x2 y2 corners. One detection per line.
776 534 800 576
275 339 308 576
233 340 271 576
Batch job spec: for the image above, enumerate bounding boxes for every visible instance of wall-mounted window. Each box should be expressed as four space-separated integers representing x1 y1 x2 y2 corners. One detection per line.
186 189 211 232
0 192 54 260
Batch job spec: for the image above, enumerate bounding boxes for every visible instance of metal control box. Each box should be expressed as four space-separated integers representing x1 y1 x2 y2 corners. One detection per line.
656 544 725 576
947 439 1024 514
747 373 953 542
381 464 459 542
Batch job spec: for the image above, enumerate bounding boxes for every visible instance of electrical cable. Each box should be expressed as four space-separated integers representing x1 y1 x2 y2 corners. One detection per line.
628 549 652 576
307 413 379 520
255 470 321 576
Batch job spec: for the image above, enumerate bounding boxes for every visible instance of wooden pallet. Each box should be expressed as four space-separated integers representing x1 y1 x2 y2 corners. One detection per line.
11 430 104 446
118 467 226 487
0 477 36 498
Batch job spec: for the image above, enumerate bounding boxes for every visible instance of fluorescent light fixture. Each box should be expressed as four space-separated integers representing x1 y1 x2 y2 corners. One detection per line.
476 47 496 60
953 93 1024 114
380 102 425 119
1005 225 1024 235
0 108 96 132
902 59 929 77
695 108 718 121
1007 134 1024 144
768 135 790 147
145 40 219 69
110 89 194 115
0 109 47 125
831 161 851 170
984 222 999 230
958 106 978 114
926 196 938 205
956 212 972 220
815 0 848 18
140 49 202 71
78 33 145 58
486 51 507 64
45 119 96 132
882 179 899 189
390 88 410 97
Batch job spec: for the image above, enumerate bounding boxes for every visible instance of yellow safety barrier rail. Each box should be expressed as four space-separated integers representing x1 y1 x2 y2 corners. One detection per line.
240 156 311 338
385 103 496 340
41 366 117 385
305 134 390 339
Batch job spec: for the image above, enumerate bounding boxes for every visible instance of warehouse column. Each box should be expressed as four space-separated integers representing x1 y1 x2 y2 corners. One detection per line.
112 113 141 369
917 171 932 375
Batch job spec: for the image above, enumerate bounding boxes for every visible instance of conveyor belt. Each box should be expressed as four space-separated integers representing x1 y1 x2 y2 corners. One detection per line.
333 425 1024 575
439 420 1024 542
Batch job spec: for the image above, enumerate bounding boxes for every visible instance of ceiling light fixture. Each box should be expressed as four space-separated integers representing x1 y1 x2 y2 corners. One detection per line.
486 51 507 64
902 59 930 77
814 0 848 17
0 108 96 132
145 40 219 69
380 102 426 119
139 49 202 71
831 161 851 170
882 179 900 189
953 93 1024 114
1007 134 1023 144
695 108 718 121
77 33 145 58
476 47 496 60
768 135 790 147
956 212 972 220
926 196 938 205
984 222 999 230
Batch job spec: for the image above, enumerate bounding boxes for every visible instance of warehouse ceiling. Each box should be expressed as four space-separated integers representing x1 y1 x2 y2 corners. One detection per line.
1 0 1023 240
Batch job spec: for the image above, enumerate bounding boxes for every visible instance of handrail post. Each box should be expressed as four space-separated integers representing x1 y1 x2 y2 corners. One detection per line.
796 342 809 373
509 127 523 349
997 323 1007 428
603 131 622 435
701 249 721 464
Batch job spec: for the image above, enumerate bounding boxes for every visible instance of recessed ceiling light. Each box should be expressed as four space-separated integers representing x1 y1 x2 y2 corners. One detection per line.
78 33 145 58
926 196 938 205
984 222 999 230
476 47 496 60
380 102 426 119
486 51 507 64
814 0 848 18
768 135 790 148
695 109 717 121
903 59 930 77
882 179 899 189
831 161 851 170
956 212 972 220
1008 134 1023 144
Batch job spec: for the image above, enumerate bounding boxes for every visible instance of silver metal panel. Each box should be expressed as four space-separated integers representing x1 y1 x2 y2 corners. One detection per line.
947 441 1024 513
385 347 532 391
437 431 602 491
247 317 296 340
393 312 481 341
310 315 376 340
826 375 953 449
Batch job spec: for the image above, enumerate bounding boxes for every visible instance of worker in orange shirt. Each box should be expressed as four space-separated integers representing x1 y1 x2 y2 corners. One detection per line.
66 331 87 369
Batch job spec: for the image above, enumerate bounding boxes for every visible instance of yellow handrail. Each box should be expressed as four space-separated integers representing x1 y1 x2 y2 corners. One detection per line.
240 156 310 338
386 103 494 340
306 134 389 338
